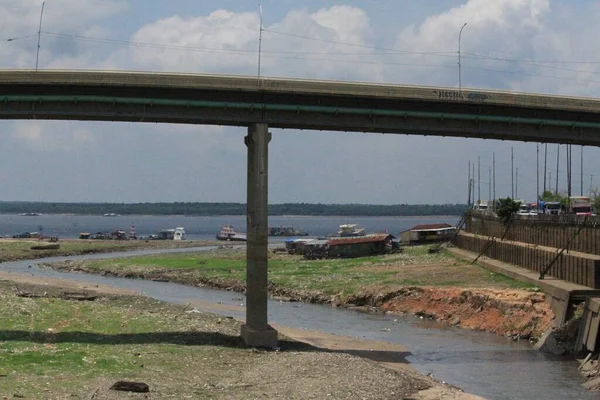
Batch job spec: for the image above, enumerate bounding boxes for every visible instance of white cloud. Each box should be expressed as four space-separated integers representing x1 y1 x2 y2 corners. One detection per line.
10 121 95 151
2 1 600 204
123 5 382 81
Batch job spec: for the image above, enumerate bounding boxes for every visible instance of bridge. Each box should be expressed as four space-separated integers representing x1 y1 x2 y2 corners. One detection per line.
3 69 600 348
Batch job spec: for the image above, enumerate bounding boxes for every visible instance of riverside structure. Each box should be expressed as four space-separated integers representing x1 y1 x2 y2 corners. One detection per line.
4 69 600 347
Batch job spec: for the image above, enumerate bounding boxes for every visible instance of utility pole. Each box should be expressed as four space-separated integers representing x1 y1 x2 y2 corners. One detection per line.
35 1 46 71
477 156 481 203
568 144 573 197
488 166 491 201
581 146 584 196
543 143 548 193
555 144 560 194
591 174 594 197
472 163 475 206
493 152 496 210
467 160 471 206
458 22 467 91
257 3 263 85
511 147 514 198
515 167 519 199
536 144 540 206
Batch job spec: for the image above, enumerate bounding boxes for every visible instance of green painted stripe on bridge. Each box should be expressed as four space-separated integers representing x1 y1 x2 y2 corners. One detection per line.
2 94 599 130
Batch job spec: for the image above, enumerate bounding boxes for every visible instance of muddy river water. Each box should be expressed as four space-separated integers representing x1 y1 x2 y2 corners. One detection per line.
2 247 598 400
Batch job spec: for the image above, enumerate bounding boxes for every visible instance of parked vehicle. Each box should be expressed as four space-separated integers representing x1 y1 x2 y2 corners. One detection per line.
474 200 491 211
568 196 593 216
543 202 562 215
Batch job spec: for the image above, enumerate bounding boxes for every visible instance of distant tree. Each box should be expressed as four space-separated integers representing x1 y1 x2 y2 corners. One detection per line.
591 189 600 214
539 190 567 206
496 197 520 225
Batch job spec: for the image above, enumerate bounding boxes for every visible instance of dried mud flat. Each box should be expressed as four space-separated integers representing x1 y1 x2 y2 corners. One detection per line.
0 272 483 400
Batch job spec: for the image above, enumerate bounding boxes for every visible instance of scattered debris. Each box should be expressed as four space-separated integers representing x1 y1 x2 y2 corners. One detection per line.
30 244 60 251
12 287 46 298
59 292 98 301
109 381 150 393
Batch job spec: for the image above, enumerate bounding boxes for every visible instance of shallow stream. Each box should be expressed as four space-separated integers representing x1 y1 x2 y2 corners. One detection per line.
1 247 597 400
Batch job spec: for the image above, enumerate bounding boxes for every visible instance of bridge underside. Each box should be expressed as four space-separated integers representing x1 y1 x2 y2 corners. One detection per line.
2 84 600 145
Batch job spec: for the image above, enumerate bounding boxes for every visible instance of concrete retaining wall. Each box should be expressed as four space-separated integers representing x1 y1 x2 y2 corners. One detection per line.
455 232 600 288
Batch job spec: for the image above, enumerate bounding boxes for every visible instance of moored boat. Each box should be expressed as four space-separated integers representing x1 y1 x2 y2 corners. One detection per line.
338 224 366 237
216 225 247 241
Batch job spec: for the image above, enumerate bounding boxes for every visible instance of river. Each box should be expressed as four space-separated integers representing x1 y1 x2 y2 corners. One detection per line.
0 214 459 240
1 247 596 400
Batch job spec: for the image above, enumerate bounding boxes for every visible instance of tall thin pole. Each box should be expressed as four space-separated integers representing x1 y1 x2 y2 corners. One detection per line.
458 23 467 91
515 167 519 199
511 147 514 198
536 144 540 204
477 156 481 203
488 166 491 201
472 163 475 206
543 143 548 192
257 3 263 84
581 146 584 196
567 144 572 197
590 174 594 197
35 1 46 71
467 160 471 206
555 144 560 194
493 152 496 209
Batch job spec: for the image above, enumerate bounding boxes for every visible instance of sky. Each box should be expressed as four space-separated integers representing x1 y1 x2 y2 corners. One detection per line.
0 0 599 205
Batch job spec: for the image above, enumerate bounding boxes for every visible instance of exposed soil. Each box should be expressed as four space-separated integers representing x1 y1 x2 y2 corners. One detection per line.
48 260 554 341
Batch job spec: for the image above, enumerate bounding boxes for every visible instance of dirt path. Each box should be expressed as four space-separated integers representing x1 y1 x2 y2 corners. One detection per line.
0 271 485 399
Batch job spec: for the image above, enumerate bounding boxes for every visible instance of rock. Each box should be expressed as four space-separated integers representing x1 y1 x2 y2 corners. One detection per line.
451 318 461 326
533 329 566 356
583 376 600 390
110 381 149 393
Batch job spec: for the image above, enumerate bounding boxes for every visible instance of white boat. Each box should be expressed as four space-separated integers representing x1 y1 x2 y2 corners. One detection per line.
173 227 186 240
216 225 247 241
338 224 366 237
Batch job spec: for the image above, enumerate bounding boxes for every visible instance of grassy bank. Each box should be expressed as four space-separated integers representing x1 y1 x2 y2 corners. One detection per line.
49 246 533 299
47 246 553 339
0 238 218 263
0 280 433 399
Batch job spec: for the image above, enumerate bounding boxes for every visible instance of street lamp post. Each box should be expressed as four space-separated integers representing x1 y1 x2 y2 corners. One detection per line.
35 1 46 71
458 22 467 90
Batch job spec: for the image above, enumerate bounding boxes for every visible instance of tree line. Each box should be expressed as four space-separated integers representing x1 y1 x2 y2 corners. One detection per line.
0 202 467 217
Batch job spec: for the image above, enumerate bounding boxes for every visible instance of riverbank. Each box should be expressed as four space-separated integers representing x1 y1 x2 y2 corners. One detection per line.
0 274 481 399
0 238 219 263
45 246 554 341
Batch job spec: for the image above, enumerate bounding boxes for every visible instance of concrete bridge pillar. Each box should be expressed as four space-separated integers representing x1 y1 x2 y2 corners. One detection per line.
241 123 278 348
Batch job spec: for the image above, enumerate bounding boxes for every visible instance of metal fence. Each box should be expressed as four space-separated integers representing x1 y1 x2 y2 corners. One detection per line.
465 211 600 255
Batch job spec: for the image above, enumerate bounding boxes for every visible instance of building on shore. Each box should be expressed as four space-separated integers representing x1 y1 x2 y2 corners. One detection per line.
399 223 455 245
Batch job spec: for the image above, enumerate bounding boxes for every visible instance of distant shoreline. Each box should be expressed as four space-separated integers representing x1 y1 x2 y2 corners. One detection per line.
3 213 462 218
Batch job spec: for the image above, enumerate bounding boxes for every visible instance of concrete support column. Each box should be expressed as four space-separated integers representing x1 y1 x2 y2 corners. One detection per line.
241 123 278 348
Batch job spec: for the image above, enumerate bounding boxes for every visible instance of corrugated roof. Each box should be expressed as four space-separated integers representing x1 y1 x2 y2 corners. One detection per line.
409 223 453 231
327 233 392 246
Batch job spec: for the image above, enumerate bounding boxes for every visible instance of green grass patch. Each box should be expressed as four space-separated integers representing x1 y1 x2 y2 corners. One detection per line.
52 246 533 298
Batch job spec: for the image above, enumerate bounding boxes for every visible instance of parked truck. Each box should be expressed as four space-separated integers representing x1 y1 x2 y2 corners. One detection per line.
568 196 592 216
543 201 563 215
